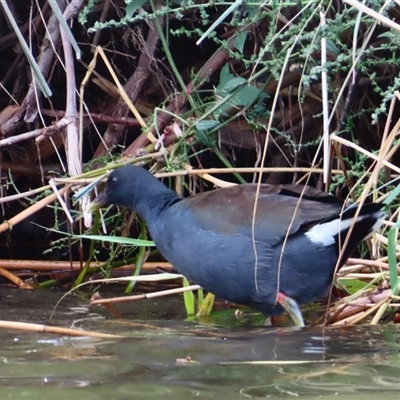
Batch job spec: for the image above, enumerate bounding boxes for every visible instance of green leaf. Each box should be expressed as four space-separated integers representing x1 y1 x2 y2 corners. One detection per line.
1 2 52 96
215 83 265 118
49 1 82 59
326 38 340 55
195 0 243 45
43 226 155 247
337 278 369 295
218 64 234 87
75 234 154 247
215 66 265 118
125 0 147 18
182 277 195 315
234 85 263 107
218 76 246 94
195 120 220 131
196 292 215 316
234 31 248 53
388 228 399 295
384 182 400 206
197 289 204 307
194 127 217 147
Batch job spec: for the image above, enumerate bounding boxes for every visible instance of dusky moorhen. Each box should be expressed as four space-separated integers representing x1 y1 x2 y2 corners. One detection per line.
92 165 385 326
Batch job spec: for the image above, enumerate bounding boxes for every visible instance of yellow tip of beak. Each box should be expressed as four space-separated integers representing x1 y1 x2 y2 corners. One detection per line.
89 192 108 213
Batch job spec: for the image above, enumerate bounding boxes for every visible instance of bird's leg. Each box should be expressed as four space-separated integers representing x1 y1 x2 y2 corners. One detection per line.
264 316 273 326
276 292 305 327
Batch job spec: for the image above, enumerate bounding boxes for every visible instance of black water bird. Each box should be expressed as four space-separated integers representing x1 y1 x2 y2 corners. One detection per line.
92 165 385 326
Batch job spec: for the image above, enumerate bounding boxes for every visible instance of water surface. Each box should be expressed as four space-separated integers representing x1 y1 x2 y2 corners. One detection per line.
1 288 399 399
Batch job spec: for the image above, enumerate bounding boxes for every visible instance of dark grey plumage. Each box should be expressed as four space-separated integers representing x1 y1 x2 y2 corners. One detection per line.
93 165 385 326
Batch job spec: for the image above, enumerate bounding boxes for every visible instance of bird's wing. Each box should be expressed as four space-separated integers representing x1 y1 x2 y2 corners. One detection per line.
178 183 343 245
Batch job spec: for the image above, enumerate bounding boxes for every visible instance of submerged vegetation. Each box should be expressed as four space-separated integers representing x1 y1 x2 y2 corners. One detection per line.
0 0 400 326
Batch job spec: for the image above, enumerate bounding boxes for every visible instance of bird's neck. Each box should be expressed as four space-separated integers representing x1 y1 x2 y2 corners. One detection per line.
133 184 181 223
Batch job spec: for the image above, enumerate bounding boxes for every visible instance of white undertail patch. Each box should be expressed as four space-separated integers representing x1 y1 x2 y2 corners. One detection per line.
305 210 384 246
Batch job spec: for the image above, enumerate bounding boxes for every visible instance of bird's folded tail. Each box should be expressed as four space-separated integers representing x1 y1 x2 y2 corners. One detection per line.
305 202 385 263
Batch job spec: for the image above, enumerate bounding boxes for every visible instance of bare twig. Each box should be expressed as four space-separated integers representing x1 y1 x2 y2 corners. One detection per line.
0 185 70 234
0 260 173 272
0 117 73 147
90 284 202 305
0 320 123 338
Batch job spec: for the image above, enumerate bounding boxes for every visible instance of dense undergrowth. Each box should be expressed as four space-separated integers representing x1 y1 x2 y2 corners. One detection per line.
0 0 399 325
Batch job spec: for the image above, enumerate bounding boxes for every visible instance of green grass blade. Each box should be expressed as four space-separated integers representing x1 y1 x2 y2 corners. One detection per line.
182 277 195 315
196 292 215 316
1 2 52 96
387 228 398 295
74 234 154 247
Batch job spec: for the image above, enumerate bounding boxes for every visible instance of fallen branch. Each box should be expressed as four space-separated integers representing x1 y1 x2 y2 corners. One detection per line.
0 116 73 147
0 185 70 234
0 320 123 338
0 267 34 289
0 260 173 272
90 284 201 305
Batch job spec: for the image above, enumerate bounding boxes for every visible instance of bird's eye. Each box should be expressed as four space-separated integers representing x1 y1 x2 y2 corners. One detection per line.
110 176 118 184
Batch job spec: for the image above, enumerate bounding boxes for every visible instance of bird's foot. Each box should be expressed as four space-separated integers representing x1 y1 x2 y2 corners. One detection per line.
276 292 305 327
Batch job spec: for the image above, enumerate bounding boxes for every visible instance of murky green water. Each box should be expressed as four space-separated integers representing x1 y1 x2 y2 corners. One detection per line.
1 288 399 399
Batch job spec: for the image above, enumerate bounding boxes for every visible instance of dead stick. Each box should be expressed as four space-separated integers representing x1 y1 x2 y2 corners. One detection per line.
0 260 173 271
332 298 389 326
0 267 34 289
91 284 202 305
0 117 72 147
0 185 69 234
0 320 123 338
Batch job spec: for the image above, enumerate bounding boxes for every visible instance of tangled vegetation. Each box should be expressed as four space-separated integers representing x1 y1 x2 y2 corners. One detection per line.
0 0 399 326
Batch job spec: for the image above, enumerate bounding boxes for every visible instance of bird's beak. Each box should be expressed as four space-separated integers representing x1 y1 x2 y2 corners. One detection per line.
90 192 109 213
